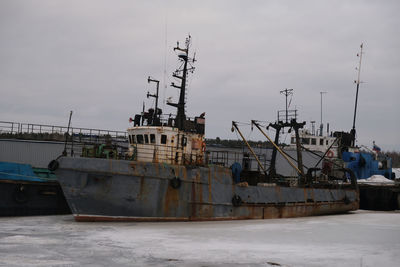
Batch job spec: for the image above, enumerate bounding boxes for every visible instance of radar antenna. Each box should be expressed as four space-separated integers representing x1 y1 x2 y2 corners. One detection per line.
147 76 160 125
280 88 293 123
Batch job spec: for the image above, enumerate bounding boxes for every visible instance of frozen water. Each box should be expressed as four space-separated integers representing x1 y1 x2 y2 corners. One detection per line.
0 210 399 266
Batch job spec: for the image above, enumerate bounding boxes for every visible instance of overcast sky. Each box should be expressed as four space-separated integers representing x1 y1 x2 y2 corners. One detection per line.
1 0 399 151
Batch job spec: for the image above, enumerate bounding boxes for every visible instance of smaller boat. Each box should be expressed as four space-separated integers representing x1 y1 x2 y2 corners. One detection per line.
0 161 70 216
0 119 129 216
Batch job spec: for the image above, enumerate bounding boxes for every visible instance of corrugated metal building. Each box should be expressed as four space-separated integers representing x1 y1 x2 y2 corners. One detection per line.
0 139 64 168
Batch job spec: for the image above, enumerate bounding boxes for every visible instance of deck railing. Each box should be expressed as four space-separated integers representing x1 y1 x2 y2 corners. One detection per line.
207 149 270 171
0 121 128 142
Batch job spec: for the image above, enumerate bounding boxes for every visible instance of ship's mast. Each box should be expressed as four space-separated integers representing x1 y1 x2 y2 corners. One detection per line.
147 77 160 125
268 89 305 182
351 43 364 146
167 35 196 130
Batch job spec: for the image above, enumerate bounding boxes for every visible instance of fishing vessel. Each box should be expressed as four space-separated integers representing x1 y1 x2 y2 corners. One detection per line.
51 36 358 222
286 43 398 210
289 128 394 180
289 121 398 211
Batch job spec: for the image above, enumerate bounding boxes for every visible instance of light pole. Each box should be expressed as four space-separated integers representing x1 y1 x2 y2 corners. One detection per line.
320 91 327 136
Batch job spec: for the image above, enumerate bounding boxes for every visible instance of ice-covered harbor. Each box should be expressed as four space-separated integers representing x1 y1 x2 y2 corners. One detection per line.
0 210 399 267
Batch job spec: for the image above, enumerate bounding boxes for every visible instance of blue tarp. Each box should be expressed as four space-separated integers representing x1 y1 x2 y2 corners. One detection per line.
343 152 393 179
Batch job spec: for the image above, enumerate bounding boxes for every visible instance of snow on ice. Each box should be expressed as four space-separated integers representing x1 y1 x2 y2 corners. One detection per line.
0 211 399 267
358 175 395 184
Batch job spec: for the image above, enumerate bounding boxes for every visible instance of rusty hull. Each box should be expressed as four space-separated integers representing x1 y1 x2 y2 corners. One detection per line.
56 157 358 222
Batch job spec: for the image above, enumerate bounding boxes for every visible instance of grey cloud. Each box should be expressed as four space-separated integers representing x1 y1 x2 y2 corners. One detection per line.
1 0 399 150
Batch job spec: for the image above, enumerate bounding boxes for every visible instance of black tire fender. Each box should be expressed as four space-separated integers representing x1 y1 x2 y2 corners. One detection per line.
170 177 181 189
48 160 59 171
232 194 242 207
13 185 29 204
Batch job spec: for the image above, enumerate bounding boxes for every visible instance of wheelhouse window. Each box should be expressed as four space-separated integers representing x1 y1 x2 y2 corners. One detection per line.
319 139 324 145
150 134 156 144
311 138 316 145
301 138 310 145
161 134 167 144
291 137 296 144
144 134 149 144
128 135 132 144
136 134 144 144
